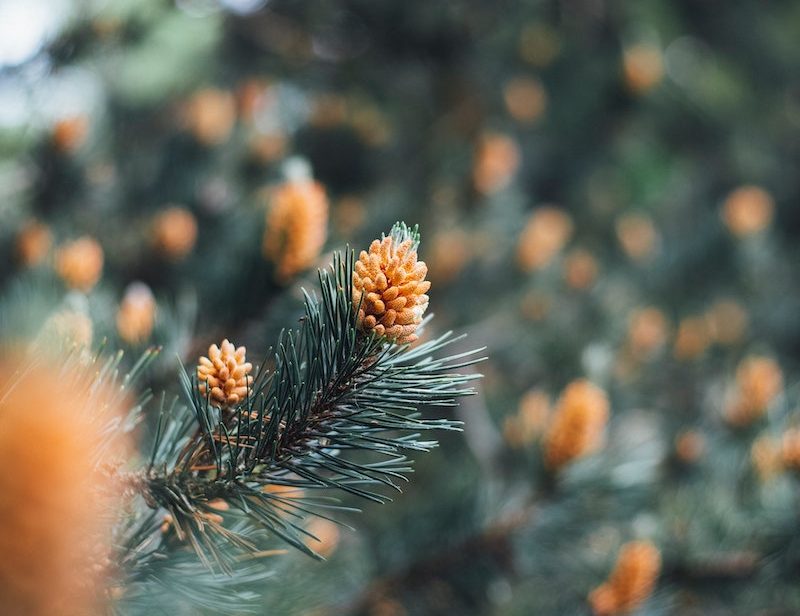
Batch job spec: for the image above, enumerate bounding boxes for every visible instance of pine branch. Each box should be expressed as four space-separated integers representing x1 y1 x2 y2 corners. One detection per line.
137 244 484 568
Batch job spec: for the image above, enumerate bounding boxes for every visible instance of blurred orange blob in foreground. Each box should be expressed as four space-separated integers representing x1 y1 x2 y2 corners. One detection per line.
0 355 129 615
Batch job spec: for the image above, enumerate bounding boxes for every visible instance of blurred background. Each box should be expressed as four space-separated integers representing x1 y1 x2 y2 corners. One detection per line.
2 0 800 614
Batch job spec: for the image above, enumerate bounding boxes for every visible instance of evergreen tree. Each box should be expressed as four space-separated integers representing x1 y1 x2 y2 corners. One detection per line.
2 1 800 614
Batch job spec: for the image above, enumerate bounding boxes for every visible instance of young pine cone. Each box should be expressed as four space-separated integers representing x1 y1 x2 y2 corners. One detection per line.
55 236 104 292
725 355 783 427
151 206 198 260
589 540 661 615
544 379 609 470
116 282 156 345
263 179 329 282
16 220 52 267
353 223 430 345
197 339 254 408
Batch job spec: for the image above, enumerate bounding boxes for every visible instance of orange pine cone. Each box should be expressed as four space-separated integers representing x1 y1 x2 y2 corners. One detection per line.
197 339 254 408
590 540 661 615
622 44 664 95
304 518 341 558
352 223 430 345
615 213 660 263
116 282 156 344
472 131 520 195
517 206 573 272
52 115 89 153
544 379 609 470
15 220 52 267
183 88 236 146
152 206 198 260
721 185 774 237
626 307 669 360
55 236 104 292
725 356 783 426
263 179 329 282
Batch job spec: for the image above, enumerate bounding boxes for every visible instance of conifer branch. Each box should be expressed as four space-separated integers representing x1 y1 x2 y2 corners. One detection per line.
137 235 484 568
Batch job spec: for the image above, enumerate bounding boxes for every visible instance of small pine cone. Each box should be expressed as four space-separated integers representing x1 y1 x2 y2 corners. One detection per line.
263 179 329 282
674 429 706 464
544 379 609 470
721 185 774 237
197 339 253 408
589 540 661 615
183 88 236 146
622 44 664 95
616 213 660 263
353 223 430 345
516 206 573 272
55 236 104 292
737 355 782 414
504 389 551 449
472 131 520 195
16 220 52 267
725 356 783 426
52 115 89 153
563 248 599 290
503 76 547 124
116 282 156 344
626 307 669 360
304 517 341 558
152 206 198 260
673 316 710 361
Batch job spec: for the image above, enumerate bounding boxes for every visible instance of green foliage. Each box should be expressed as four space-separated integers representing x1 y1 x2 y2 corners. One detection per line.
112 247 481 610
3 0 800 614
